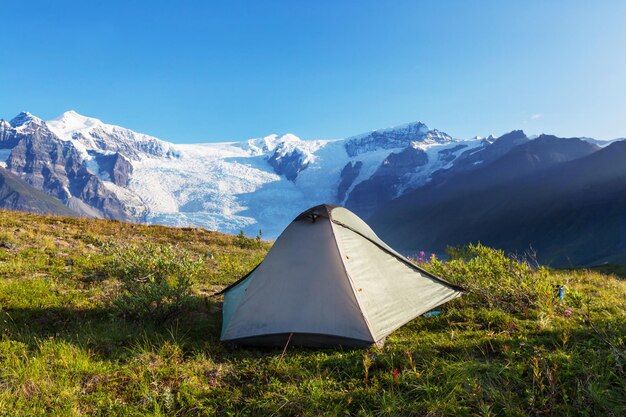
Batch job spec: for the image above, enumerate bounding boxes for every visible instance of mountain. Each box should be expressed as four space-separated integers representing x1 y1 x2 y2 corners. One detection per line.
342 123 469 218
47 110 177 160
1 111 482 237
2 109 625 266
429 130 530 183
1 112 134 220
580 137 625 147
369 136 626 266
0 166 79 216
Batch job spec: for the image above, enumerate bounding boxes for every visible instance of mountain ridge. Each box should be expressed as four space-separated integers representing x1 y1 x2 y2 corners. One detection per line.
1 110 485 237
369 137 626 266
1 109 624 266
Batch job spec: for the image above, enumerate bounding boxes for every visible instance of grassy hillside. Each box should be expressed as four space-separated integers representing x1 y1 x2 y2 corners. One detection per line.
0 211 625 416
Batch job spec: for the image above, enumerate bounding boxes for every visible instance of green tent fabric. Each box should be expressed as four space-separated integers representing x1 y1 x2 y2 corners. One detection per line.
219 204 462 347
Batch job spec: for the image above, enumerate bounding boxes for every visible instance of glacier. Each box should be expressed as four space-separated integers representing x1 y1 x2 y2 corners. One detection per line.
9 110 485 238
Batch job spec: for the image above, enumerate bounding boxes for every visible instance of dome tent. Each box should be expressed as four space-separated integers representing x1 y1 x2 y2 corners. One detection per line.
219 204 463 347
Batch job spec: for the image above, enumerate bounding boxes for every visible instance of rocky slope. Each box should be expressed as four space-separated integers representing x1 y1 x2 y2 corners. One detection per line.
369 135 626 266
0 113 133 220
0 166 78 216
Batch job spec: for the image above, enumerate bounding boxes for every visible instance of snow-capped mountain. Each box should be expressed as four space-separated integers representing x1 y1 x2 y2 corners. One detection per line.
1 110 618 239
47 110 178 160
0 112 133 219
1 110 485 237
125 122 480 237
344 121 453 157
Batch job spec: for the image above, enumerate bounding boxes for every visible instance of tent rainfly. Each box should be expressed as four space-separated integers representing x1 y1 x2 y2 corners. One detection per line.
219 204 463 347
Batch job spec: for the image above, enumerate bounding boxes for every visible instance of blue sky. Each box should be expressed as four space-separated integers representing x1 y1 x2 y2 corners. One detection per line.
1 1 625 143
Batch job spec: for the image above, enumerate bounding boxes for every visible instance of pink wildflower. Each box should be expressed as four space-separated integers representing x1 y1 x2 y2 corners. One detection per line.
392 368 400 381
564 308 573 317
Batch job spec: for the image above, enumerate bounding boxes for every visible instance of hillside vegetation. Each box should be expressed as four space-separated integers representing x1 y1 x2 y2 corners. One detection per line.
0 211 625 416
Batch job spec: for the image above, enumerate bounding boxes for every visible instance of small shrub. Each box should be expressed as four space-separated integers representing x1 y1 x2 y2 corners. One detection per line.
565 288 586 308
427 244 558 314
211 252 260 284
0 231 16 245
104 242 204 320
235 229 264 249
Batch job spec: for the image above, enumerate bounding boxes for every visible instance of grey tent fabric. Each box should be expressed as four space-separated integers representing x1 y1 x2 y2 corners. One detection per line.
220 204 462 347
221 216 372 344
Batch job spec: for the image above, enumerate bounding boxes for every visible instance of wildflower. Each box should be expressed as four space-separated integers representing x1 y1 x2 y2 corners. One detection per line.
392 368 400 381
418 251 426 262
564 307 573 317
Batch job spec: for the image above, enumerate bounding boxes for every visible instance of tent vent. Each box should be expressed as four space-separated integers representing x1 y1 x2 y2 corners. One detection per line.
307 213 320 223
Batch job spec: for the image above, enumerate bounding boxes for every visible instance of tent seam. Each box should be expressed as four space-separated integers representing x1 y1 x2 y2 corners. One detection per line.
328 219 378 343
330 217 463 341
331 219 465 292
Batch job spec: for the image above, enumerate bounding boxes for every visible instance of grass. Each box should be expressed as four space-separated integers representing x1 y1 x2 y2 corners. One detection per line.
585 264 626 279
0 210 625 416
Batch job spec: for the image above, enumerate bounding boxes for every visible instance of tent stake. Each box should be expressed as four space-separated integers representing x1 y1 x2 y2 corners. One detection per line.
278 332 294 366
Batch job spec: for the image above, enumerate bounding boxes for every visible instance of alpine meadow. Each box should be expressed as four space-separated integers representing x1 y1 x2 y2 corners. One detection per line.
1 211 625 415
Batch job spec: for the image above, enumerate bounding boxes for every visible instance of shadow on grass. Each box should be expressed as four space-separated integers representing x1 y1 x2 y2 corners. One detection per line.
3 285 626 367
0 296 229 359
1 296 370 362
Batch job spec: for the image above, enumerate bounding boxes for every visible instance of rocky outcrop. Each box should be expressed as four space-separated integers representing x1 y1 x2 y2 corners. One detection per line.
267 146 309 182
74 175 130 219
90 151 133 186
0 166 79 216
337 161 363 202
72 125 176 160
0 120 22 148
345 146 429 218
438 144 468 164
344 122 452 157
0 114 133 220
7 127 83 200
457 131 526 169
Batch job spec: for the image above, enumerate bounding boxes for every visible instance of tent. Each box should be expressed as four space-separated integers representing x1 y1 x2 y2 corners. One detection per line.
219 204 463 347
